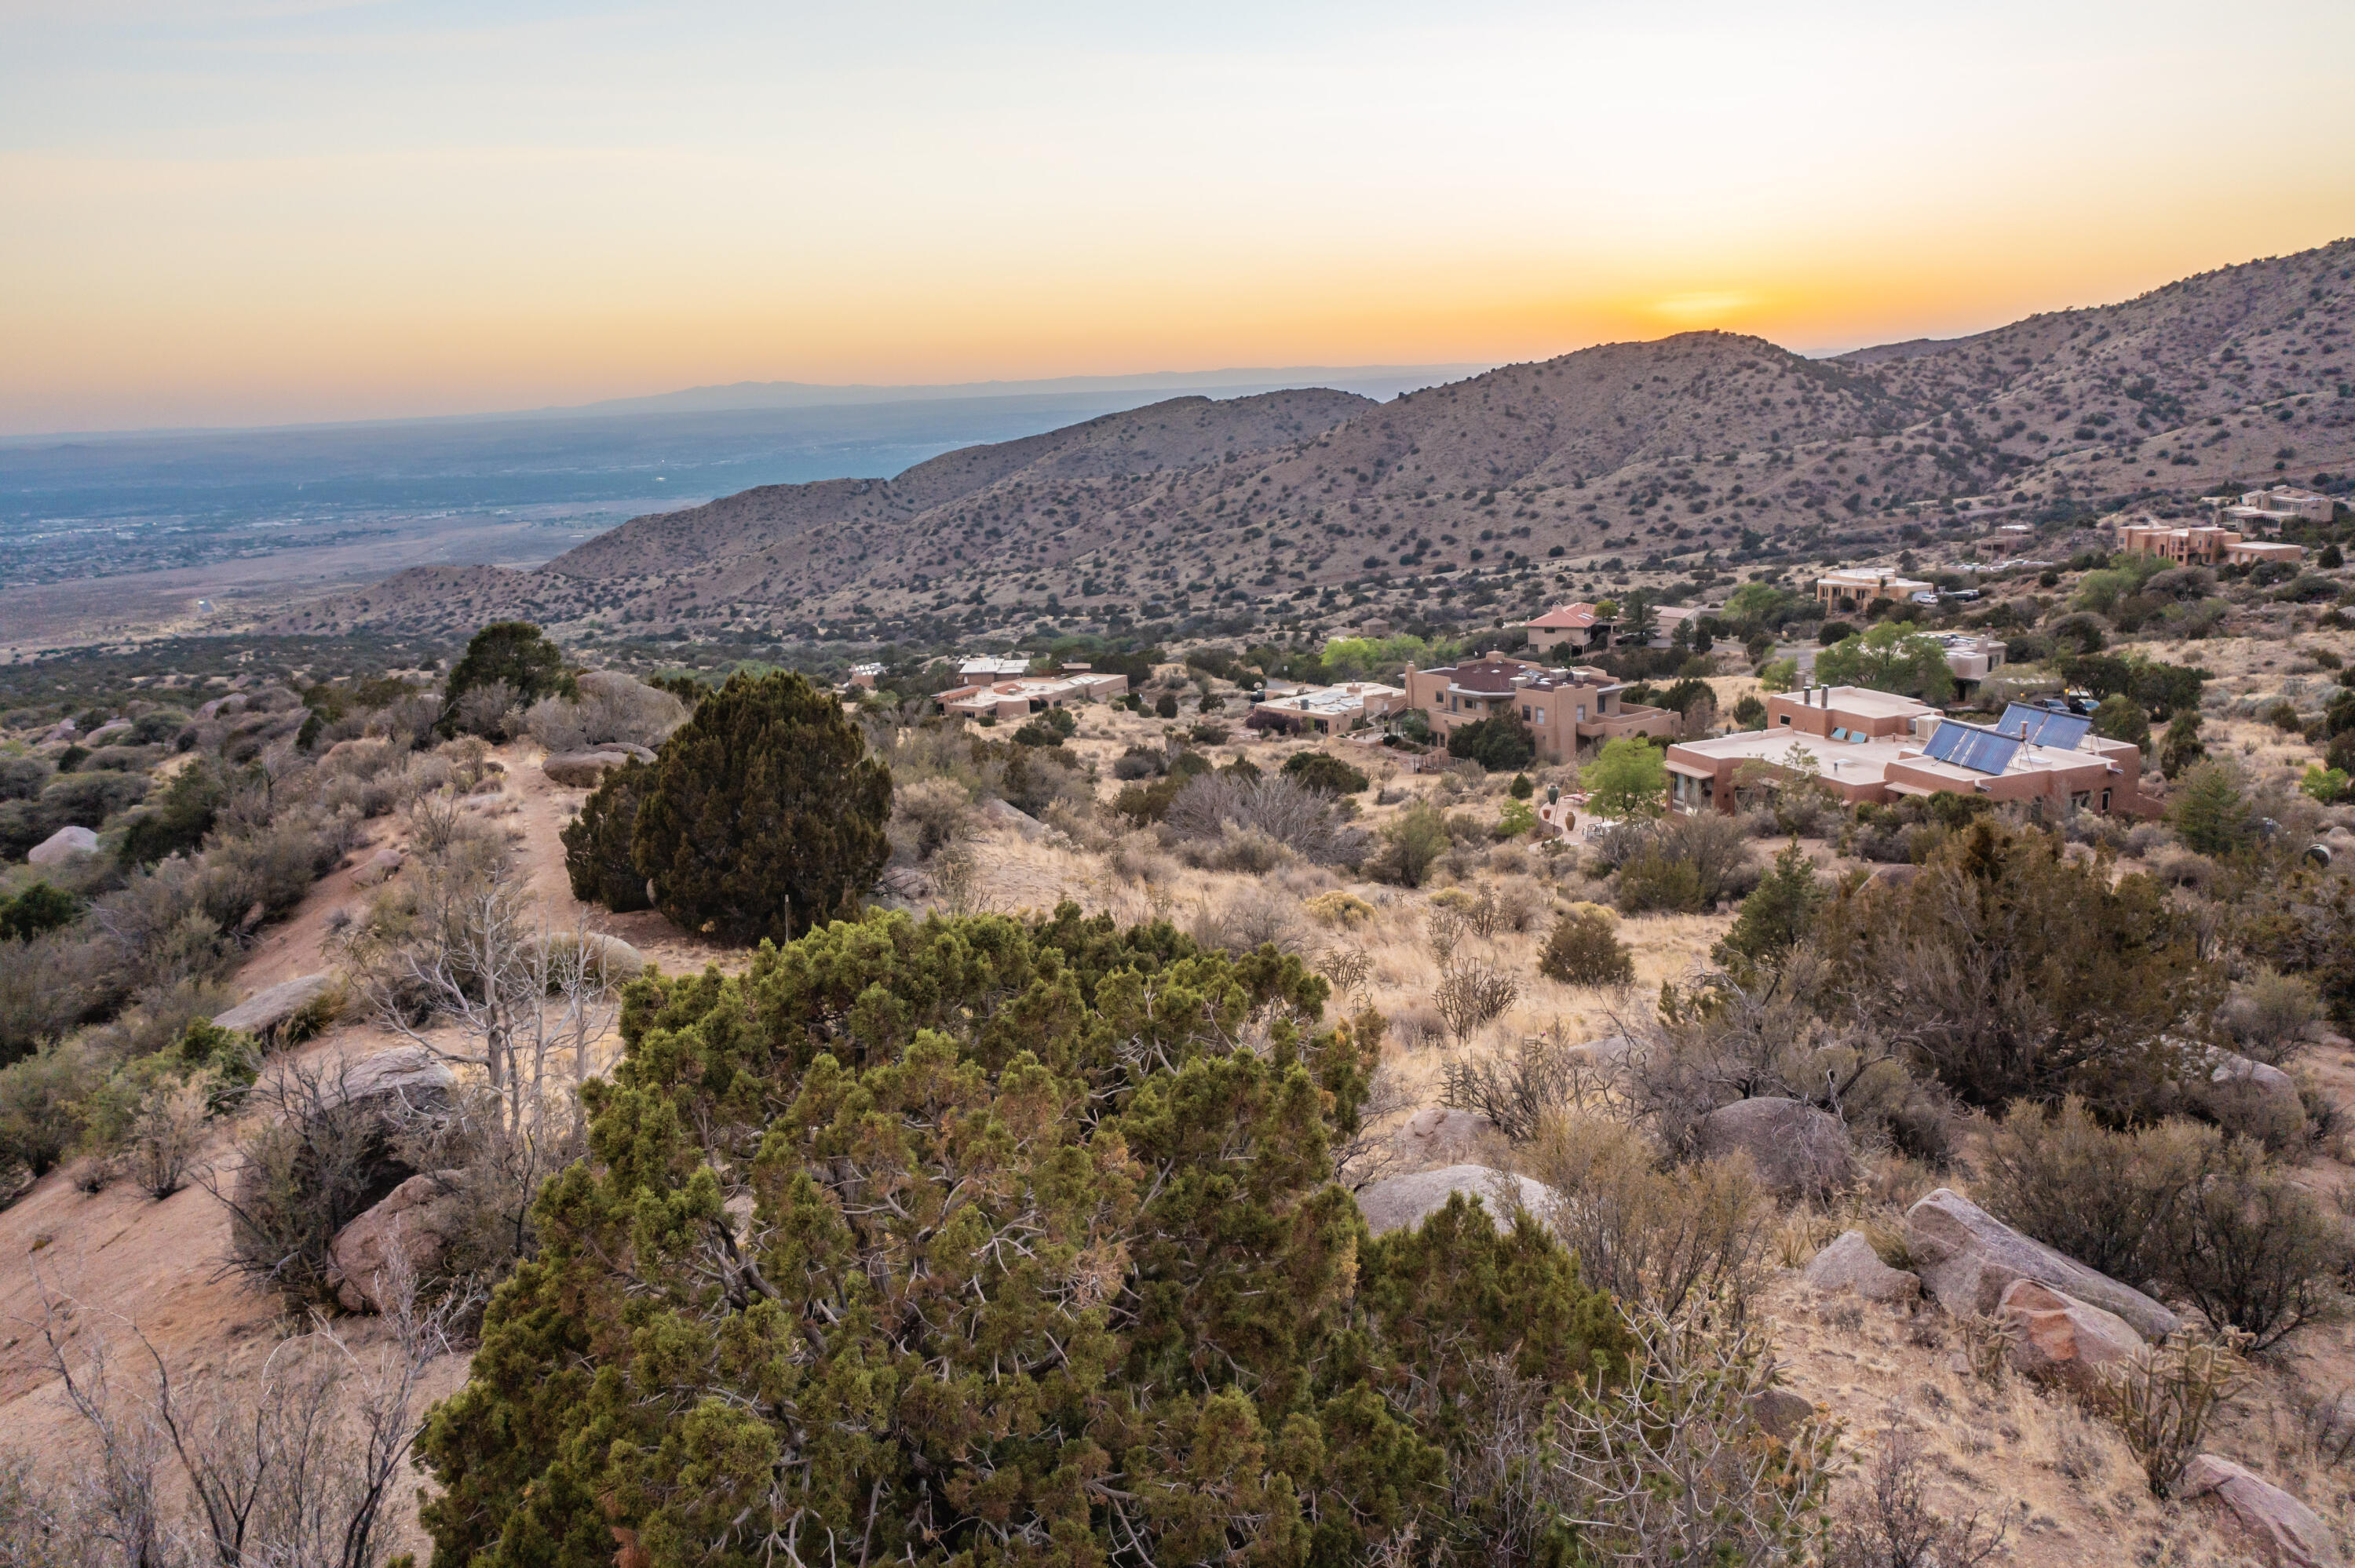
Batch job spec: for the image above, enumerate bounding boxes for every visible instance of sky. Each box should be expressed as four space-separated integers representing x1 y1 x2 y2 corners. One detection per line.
5 0 2353 436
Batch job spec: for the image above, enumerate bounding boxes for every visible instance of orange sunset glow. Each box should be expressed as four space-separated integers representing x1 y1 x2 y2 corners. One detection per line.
5 0 2353 433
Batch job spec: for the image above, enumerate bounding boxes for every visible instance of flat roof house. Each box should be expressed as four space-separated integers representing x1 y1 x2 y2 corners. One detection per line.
2114 522 2303 567
1817 567 1933 610
2222 485 2336 530
1664 687 2152 818
1400 657 1678 763
958 655 1035 680
939 671 1129 720
1247 681 1405 736
1933 633 2005 688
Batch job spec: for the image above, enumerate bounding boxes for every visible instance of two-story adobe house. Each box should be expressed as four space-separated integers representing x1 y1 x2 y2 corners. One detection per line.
1398 657 1679 763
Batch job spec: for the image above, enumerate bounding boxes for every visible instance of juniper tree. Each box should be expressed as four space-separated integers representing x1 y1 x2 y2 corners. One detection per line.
629 670 892 943
414 906 1632 1566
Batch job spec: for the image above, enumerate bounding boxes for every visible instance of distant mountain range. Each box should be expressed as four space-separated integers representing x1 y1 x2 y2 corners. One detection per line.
545 366 1493 418
268 240 2355 644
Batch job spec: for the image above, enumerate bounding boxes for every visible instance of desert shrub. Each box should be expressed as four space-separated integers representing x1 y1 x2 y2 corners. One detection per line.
1440 1034 1594 1142
1978 1098 2219 1288
1540 1300 1837 1560
2088 1332 2251 1497
0 1045 97 1182
2170 759 2256 857
440 621 571 735
2165 1143 2347 1349
42 768 148 829
1616 848 1707 914
113 759 225 868
1281 750 1370 795
1302 890 1375 928
211 1055 436 1307
1161 772 1366 866
1816 820 2215 1116
889 775 974 863
560 756 655 912
412 907 1632 1566
1827 1432 2008 1568
0 882 82 943
1446 714 1537 771
1713 842 1823 969
117 1072 214 1199
1111 746 1163 780
198 813 353 932
1367 800 1451 887
2217 968 2320 1064
0 757 52 801
1152 690 1178 718
1192 886 1302 954
630 670 893 944
1526 1114 1774 1317
1433 954 1518 1045
1593 810 1756 913
1538 904 1634 986
521 669 686 753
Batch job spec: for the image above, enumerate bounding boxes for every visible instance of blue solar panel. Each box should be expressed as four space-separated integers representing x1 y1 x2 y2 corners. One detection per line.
1923 720 2022 775
1998 702 2092 750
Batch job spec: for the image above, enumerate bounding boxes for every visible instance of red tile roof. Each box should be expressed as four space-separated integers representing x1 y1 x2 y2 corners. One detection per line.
1526 603 1599 629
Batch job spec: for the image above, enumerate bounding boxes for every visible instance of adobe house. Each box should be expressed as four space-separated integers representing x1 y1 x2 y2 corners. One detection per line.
1520 602 1613 658
1247 681 1406 736
1816 567 1933 612
937 671 1128 720
1664 687 2153 818
2113 521 2302 567
1399 657 1677 763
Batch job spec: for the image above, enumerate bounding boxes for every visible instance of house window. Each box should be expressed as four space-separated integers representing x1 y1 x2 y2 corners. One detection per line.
1575 705 1586 723
2100 788 2112 812
1521 705 1532 721
1534 707 1546 724
1779 715 1792 726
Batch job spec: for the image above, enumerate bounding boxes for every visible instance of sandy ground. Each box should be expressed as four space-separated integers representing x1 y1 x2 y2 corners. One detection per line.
0 738 747 1554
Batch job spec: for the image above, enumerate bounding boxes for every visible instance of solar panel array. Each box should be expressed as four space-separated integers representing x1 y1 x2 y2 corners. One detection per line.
1997 702 2092 750
1922 720 2023 775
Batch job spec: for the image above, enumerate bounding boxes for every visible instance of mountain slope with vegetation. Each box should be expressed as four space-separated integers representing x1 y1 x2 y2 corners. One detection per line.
264 241 2355 652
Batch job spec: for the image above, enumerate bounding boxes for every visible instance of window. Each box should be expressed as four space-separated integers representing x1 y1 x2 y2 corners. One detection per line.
1521 705 1532 721
1575 705 1586 723
1779 715 1792 726
1534 707 1546 724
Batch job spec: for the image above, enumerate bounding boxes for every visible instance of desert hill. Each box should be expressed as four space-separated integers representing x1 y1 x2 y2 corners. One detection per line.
265 240 2355 643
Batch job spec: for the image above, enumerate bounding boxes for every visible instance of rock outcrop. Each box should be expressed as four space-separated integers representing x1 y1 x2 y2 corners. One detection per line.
1399 1107 1497 1167
2204 1050 2307 1145
1802 1231 1920 1304
27 825 99 865
329 1171 467 1313
350 846 405 886
212 972 340 1041
1996 1278 2145 1387
1356 1164 1553 1237
1750 1387 1817 1439
543 749 639 787
2180 1455 2337 1568
1904 1188 2182 1340
1692 1098 1852 1197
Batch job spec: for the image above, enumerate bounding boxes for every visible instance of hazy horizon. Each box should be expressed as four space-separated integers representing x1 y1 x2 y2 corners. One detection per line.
7 0 2353 436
